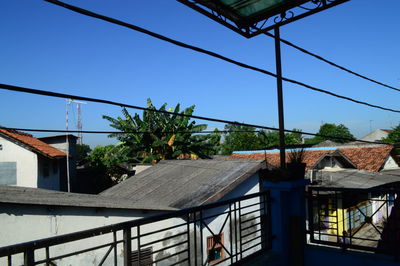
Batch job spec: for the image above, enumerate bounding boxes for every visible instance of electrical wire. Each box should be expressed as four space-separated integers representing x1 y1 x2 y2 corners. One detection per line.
3 82 397 147
263 32 400 93
1 126 396 147
42 0 400 114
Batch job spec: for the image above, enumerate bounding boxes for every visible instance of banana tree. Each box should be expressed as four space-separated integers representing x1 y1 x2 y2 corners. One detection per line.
103 99 220 163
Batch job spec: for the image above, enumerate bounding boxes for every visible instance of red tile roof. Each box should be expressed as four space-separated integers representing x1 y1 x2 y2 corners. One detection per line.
0 129 66 158
230 146 394 172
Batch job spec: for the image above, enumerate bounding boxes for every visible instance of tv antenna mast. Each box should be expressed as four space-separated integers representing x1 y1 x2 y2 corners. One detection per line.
66 99 86 192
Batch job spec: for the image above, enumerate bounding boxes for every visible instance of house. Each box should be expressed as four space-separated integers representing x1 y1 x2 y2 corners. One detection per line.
230 144 400 249
0 129 67 190
39 134 78 191
230 144 399 173
0 185 175 265
361 129 392 142
0 158 266 265
100 158 266 265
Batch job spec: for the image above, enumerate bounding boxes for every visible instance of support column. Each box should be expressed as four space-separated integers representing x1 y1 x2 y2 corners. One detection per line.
274 27 286 169
263 179 310 266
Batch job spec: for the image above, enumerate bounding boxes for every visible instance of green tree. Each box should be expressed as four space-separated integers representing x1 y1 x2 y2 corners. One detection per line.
102 99 220 163
220 125 261 155
220 125 303 155
382 124 400 144
76 144 91 162
305 123 355 144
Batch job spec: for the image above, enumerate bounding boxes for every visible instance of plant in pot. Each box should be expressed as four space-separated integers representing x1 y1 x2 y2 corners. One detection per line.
287 148 307 180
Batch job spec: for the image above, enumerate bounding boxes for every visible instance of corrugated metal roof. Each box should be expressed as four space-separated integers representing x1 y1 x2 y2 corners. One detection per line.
310 169 400 189
101 159 264 209
0 185 175 211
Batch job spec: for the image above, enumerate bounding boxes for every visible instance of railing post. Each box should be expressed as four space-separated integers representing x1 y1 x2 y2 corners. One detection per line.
123 228 132 266
24 248 34 266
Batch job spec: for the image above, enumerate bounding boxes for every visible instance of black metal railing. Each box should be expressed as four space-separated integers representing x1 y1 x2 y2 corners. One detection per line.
307 186 400 256
0 191 270 266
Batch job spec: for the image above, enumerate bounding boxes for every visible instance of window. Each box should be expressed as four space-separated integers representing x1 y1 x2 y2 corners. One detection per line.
131 247 153 266
207 233 224 264
43 163 50 177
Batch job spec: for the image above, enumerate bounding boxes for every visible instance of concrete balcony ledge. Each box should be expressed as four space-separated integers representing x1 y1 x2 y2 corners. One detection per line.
305 244 399 266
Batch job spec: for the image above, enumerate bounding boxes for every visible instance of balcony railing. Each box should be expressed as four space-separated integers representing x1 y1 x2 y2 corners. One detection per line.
307 186 400 257
0 191 270 266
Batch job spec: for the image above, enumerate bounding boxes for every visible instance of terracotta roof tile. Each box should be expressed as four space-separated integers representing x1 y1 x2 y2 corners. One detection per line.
0 129 66 158
230 146 394 172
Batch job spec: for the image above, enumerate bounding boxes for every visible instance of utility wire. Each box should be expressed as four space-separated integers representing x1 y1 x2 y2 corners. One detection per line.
42 0 400 114
264 32 400 93
1 126 395 147
3 82 397 146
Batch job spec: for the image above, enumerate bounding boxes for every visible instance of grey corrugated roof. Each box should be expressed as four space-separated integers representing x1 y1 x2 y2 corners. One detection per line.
310 169 400 189
0 185 175 211
101 159 264 209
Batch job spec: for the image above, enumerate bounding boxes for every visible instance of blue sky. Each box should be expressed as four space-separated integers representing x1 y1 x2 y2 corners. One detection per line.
1 0 400 147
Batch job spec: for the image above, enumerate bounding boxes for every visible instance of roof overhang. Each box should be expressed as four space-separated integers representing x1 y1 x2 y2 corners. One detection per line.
178 0 349 38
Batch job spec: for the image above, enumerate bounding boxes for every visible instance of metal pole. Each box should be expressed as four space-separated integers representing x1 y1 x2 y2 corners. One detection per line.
274 26 286 168
66 99 71 192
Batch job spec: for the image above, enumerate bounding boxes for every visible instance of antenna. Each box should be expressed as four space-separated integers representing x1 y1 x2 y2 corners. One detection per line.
76 101 86 145
65 99 86 192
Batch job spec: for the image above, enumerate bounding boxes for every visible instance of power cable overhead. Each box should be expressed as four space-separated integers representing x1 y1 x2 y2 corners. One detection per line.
42 0 400 114
3 82 400 143
263 31 400 93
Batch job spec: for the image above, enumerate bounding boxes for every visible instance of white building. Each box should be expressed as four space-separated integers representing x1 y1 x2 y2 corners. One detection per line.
0 129 67 190
0 158 266 265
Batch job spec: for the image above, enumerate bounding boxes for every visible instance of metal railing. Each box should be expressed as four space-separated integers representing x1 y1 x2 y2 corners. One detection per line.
307 186 400 256
0 191 270 266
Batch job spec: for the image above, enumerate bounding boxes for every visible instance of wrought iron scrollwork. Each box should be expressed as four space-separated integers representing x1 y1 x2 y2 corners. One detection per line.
179 0 349 38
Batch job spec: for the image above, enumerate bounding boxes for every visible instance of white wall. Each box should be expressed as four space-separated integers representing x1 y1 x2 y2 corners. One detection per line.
0 136 38 187
0 203 174 265
382 156 399 170
200 173 262 265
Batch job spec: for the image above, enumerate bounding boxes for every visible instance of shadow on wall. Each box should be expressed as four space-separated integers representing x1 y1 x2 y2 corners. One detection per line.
377 195 400 258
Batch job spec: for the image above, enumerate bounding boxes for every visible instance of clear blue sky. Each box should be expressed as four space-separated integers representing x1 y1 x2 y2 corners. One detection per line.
1 0 399 147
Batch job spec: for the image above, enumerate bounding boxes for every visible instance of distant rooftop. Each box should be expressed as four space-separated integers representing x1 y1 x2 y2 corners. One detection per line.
231 145 394 172
0 128 66 158
101 159 264 209
0 185 175 211
310 169 400 189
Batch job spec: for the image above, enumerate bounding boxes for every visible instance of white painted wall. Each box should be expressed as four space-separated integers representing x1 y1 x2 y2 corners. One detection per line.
0 203 174 265
382 156 399 170
0 136 38 187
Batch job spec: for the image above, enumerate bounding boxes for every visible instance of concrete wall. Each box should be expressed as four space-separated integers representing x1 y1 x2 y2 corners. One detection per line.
0 136 38 187
41 136 77 191
37 156 61 190
0 203 167 265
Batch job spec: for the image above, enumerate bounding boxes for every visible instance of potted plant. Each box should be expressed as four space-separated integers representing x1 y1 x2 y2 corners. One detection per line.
287 148 307 179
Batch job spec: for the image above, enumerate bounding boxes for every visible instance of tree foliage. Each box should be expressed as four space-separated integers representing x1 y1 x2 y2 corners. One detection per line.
102 99 220 163
305 123 355 144
382 124 400 144
76 144 91 162
219 125 303 155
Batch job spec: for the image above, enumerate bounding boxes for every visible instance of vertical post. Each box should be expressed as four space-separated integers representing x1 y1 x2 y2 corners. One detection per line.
24 248 34 266
274 26 286 169
123 228 132 266
65 99 71 192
